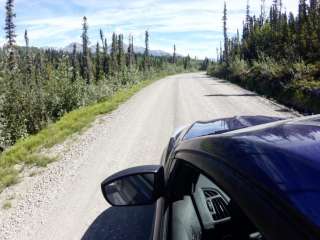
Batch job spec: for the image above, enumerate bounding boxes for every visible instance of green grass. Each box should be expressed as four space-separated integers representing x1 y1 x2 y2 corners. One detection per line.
2 201 12 210
0 71 184 193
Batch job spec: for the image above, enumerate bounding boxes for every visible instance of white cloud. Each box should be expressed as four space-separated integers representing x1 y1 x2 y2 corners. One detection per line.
0 0 301 58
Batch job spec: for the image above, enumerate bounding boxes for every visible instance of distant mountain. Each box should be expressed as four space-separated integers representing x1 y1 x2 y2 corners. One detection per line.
63 42 173 57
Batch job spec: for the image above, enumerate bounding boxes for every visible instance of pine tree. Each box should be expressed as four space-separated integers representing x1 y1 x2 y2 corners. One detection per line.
104 38 109 75
100 29 105 51
99 29 109 76
117 34 125 70
173 44 176 64
95 42 101 82
184 54 191 70
24 29 32 79
143 30 150 71
127 35 134 68
260 0 266 25
219 41 223 63
110 32 118 74
81 16 92 84
298 0 307 22
5 0 17 72
243 0 251 40
223 1 229 64
71 43 77 82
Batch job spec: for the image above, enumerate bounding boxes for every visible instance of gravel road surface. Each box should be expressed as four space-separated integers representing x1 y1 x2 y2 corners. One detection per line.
0 72 298 240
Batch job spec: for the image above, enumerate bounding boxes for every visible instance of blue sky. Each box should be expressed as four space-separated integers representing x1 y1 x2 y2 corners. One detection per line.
0 0 298 59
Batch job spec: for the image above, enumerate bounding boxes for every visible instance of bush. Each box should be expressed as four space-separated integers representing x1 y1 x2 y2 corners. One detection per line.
244 57 292 96
207 62 228 78
210 57 320 114
227 57 249 83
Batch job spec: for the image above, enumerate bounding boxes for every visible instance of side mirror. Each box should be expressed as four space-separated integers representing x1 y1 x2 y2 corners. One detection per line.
101 165 164 207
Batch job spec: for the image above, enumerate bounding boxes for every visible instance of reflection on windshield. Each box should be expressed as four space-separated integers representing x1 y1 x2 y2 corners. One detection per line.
184 120 230 140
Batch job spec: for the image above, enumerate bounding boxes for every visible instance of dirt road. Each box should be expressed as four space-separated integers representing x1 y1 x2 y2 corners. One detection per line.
0 72 297 239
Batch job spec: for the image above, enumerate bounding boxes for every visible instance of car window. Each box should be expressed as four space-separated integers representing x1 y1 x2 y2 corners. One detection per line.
168 161 265 240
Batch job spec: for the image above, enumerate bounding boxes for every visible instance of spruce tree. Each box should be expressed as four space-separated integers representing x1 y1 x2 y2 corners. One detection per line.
99 29 109 76
260 0 266 25
117 34 125 70
95 42 101 82
24 29 32 79
127 35 134 68
243 0 250 39
143 30 150 71
173 44 176 64
81 16 92 84
71 43 77 82
110 33 118 74
223 1 229 64
5 0 17 72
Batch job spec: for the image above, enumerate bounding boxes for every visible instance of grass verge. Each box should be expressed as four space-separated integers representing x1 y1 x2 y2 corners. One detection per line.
0 71 183 193
2 201 12 210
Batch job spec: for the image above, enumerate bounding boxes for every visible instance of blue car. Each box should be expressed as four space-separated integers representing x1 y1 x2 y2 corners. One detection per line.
99 115 320 240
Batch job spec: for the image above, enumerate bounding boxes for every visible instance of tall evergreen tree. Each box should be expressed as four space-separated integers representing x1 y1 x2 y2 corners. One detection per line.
143 30 150 71
110 32 118 74
127 35 134 68
99 29 109 76
184 54 191 70
243 0 251 40
117 34 125 70
81 16 92 84
173 44 177 64
223 1 229 64
95 42 101 82
260 0 266 25
24 29 32 78
5 0 17 72
71 43 77 82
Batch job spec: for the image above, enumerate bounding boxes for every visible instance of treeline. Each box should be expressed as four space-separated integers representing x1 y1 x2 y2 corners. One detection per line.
206 0 320 114
0 0 198 150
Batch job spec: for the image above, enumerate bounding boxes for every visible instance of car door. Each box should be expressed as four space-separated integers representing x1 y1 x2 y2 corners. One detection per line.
164 158 267 240
171 150 311 240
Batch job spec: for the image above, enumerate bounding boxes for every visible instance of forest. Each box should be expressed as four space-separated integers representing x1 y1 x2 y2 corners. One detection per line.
0 0 197 151
207 0 320 114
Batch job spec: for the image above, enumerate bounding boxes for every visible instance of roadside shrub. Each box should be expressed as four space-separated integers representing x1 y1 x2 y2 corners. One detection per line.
245 57 290 95
290 62 317 81
0 77 29 146
227 57 249 83
207 62 228 79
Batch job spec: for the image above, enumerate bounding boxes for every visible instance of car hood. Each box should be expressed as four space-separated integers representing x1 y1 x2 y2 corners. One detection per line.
165 116 285 162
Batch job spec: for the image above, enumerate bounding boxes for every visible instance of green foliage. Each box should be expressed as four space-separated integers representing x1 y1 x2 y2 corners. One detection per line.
211 0 320 114
2 200 12 209
227 56 249 82
0 69 189 193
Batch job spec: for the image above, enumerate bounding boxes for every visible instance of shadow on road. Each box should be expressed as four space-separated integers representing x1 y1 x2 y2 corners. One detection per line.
82 205 155 240
204 93 258 97
213 80 229 83
275 108 292 113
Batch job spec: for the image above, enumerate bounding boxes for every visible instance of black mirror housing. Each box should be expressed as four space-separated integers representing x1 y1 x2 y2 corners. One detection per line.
101 165 164 207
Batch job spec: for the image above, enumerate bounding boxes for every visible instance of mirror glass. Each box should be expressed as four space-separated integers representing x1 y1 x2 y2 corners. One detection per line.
104 173 155 206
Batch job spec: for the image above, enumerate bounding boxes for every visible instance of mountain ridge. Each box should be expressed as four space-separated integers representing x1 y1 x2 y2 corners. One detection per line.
62 42 175 57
